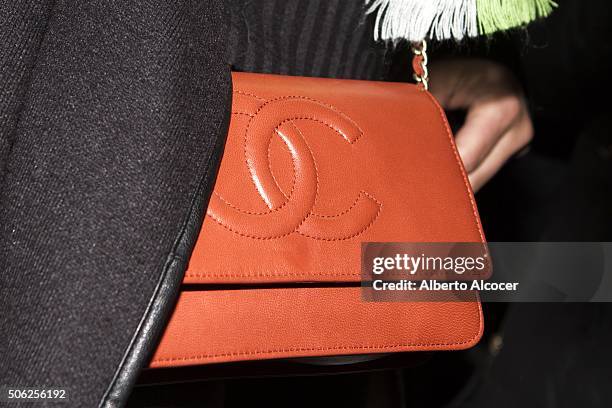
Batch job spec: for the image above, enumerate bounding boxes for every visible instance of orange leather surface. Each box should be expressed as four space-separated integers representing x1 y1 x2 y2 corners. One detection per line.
150 288 483 368
152 72 486 367
186 72 485 284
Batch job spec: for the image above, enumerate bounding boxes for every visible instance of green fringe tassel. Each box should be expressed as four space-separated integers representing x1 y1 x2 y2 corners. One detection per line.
476 0 557 35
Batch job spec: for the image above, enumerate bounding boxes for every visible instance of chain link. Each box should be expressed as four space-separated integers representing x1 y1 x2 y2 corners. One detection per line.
411 40 429 91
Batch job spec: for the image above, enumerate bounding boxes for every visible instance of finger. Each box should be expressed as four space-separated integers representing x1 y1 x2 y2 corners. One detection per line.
455 96 522 173
429 59 514 109
429 61 474 107
468 111 533 192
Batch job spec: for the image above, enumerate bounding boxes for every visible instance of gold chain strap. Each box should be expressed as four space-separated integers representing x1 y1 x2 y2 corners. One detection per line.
411 40 429 91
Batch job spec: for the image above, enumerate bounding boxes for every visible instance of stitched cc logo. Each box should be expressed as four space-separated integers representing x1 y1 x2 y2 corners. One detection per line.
207 92 381 240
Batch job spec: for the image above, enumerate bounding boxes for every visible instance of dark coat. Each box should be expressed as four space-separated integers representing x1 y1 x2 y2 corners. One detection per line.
0 1 230 406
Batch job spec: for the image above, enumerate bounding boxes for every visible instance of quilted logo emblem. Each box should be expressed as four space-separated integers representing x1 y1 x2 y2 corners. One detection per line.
207 92 381 240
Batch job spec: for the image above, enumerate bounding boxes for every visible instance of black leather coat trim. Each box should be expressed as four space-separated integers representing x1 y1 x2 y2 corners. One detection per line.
99 77 233 408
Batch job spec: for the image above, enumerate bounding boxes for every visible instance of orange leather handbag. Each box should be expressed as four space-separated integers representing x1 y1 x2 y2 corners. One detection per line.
150 71 487 368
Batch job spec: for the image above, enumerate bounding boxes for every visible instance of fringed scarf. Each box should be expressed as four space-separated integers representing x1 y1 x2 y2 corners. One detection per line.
366 0 557 42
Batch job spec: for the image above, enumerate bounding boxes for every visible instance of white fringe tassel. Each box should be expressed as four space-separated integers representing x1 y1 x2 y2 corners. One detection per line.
366 0 478 42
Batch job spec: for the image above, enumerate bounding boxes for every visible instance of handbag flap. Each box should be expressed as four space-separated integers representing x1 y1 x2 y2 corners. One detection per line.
185 72 486 284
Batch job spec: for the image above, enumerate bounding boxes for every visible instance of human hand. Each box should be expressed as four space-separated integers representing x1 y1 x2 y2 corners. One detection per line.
429 59 533 192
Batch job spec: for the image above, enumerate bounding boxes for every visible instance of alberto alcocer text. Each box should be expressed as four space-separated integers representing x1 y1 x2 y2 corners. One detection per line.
372 280 519 292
